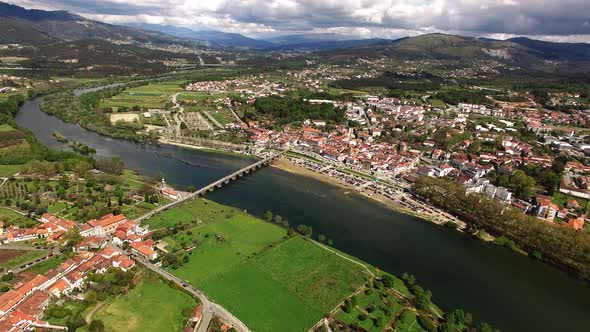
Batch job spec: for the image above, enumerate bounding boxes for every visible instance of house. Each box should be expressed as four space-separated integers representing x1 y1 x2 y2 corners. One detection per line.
566 215 585 231
74 236 107 252
84 214 128 236
162 187 179 200
0 290 24 317
130 240 158 260
14 275 49 298
536 197 559 221
113 254 135 272
49 279 73 297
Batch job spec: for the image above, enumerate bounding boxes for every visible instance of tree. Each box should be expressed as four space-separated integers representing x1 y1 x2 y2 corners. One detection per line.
417 315 437 332
89 319 105 332
264 210 273 222
187 185 196 193
381 274 394 288
61 228 83 247
296 224 313 237
273 214 283 225
85 290 98 304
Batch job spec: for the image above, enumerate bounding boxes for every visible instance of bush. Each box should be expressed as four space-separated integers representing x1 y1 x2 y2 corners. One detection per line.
417 315 437 332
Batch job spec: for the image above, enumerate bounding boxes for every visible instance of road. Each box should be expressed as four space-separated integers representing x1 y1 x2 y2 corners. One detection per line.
118 246 251 332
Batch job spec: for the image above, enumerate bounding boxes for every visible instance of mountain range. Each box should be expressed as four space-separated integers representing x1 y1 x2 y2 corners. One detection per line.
1 0 590 72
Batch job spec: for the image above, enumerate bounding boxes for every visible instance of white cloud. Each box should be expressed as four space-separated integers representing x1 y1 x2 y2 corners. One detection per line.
4 0 590 41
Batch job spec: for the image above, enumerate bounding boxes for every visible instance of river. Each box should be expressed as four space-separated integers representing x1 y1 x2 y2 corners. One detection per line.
15 88 590 332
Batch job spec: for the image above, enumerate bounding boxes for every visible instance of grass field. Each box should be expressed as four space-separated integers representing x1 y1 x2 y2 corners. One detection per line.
0 207 25 223
47 201 68 214
145 198 242 229
104 82 185 109
26 255 65 274
0 164 24 176
93 273 197 332
121 170 148 191
144 197 371 331
197 236 367 332
428 99 447 108
171 213 287 285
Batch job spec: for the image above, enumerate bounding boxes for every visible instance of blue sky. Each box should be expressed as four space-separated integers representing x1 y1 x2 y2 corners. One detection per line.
6 0 590 42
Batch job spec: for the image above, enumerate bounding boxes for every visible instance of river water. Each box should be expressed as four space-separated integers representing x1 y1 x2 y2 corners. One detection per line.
15 89 590 332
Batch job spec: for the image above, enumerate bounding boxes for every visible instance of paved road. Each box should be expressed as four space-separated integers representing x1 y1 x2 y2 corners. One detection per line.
118 246 251 332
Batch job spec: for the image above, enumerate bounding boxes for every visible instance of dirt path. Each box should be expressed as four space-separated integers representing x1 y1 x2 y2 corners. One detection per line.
85 302 104 323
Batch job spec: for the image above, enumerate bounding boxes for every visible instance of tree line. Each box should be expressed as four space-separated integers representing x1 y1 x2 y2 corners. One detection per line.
412 176 590 279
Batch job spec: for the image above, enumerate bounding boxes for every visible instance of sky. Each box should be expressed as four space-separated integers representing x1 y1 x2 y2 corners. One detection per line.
5 0 590 42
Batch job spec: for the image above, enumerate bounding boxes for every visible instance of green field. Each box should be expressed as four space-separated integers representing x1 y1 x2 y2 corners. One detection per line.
47 201 68 214
26 255 66 274
149 197 368 332
0 207 26 223
171 213 287 285
428 99 447 108
146 198 243 230
104 82 185 109
0 164 24 176
93 273 197 332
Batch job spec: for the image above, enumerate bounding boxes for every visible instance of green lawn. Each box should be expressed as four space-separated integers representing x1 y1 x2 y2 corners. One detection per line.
253 237 367 312
26 255 66 274
47 201 67 214
93 274 197 332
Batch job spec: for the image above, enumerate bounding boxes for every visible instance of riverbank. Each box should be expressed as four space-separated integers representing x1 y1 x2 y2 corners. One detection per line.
158 138 259 159
271 157 464 228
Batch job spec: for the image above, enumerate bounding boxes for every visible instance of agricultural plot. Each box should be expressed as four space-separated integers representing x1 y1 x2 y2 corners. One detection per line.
104 82 184 109
92 273 197 332
332 274 411 332
0 250 47 271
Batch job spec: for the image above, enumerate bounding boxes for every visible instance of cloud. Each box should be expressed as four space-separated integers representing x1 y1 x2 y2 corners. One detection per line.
4 0 590 42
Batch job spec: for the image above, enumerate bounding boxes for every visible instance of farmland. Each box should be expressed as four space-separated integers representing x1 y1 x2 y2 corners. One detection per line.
103 82 185 110
0 249 47 272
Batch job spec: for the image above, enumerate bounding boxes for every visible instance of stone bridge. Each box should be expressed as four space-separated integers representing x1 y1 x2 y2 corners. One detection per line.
137 151 285 222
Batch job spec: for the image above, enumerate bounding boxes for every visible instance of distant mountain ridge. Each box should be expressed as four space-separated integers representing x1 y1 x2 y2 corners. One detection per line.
319 33 590 67
131 24 274 49
0 1 197 47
